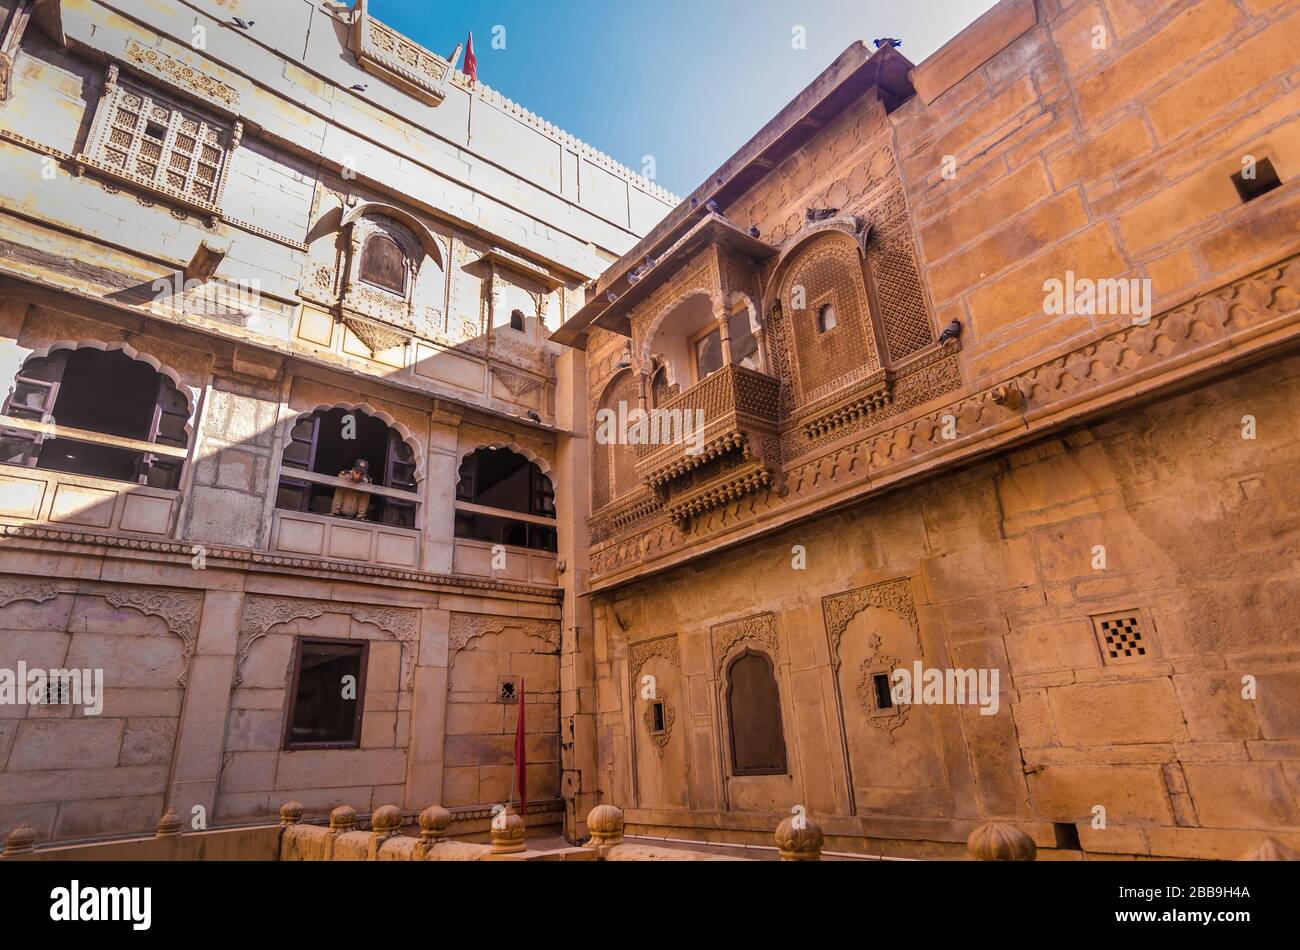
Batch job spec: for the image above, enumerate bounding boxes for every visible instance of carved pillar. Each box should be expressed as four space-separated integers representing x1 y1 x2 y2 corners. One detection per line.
718 307 734 366
636 372 649 414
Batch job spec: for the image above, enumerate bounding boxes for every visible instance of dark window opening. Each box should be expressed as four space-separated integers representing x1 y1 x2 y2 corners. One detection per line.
1054 822 1082 850
650 699 666 734
0 348 189 489
1232 157 1282 203
650 366 672 408
728 310 759 369
509 309 525 332
454 447 556 553
816 302 837 334
275 408 418 528
284 637 367 749
873 672 895 710
727 650 787 776
694 328 723 380
358 232 406 294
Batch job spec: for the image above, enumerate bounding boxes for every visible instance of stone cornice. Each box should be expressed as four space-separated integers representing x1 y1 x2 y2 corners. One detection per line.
589 252 1300 591
0 524 563 601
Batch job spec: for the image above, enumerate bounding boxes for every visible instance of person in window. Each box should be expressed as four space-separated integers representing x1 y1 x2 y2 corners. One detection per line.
330 458 373 519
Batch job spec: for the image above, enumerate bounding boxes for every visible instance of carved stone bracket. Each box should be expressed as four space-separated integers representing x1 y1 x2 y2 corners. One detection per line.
235 597 325 686
821 578 918 673
711 612 779 680
628 634 680 683
103 588 202 686
448 613 561 657
0 579 58 608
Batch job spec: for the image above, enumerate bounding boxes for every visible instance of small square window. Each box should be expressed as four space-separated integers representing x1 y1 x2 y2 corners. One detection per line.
1232 157 1282 203
498 675 520 703
284 637 367 749
509 309 526 332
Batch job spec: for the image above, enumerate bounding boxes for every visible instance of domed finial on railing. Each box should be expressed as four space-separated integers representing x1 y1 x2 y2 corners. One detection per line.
774 812 824 861
585 804 625 848
155 809 184 838
967 820 1036 861
370 805 403 839
2 824 37 856
490 804 526 854
329 805 357 833
419 805 452 850
279 801 304 827
1242 837 1298 860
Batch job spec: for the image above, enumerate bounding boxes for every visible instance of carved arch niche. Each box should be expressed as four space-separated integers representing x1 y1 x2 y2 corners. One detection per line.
628 634 688 810
821 579 946 816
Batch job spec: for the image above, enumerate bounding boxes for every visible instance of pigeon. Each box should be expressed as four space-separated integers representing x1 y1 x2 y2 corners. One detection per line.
525 410 542 423
606 291 618 304
705 199 720 213
749 226 761 239
350 83 368 92
937 319 962 344
873 38 902 49
231 17 254 29
614 360 631 371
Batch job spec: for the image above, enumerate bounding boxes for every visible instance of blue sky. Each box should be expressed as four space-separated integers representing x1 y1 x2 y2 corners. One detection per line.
371 0 1000 197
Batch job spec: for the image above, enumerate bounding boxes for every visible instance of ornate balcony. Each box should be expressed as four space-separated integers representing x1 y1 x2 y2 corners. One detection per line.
633 364 782 528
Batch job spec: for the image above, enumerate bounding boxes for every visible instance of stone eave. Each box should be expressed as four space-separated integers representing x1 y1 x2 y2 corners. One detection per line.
551 42 914 347
587 253 1300 593
0 525 565 601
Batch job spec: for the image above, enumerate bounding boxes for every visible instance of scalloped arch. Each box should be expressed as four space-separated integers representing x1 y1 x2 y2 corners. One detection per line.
294 402 426 484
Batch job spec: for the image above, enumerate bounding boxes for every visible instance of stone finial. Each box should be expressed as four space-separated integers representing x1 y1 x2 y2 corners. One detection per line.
585 804 625 847
155 809 184 838
3 824 37 855
774 812 824 861
419 805 452 846
279 801 304 827
1242 837 1298 861
490 804 526 854
370 805 404 838
329 805 358 833
967 820 1036 861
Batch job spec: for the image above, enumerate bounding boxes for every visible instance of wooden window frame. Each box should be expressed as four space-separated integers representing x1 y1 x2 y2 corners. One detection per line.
358 232 409 296
0 349 190 488
282 635 369 752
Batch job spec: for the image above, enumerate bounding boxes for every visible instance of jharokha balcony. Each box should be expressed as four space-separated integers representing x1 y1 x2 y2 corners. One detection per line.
632 363 782 528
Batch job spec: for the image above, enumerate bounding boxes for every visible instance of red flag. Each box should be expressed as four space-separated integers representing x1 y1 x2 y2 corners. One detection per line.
464 31 477 87
514 676 527 814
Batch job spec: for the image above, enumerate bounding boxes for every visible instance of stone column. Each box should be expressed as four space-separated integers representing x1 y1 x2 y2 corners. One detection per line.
403 605 450 810
165 589 242 827
718 308 734 366
420 403 463 575
554 345 598 840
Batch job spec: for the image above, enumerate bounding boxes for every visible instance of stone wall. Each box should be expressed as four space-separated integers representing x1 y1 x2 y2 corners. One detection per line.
595 350 1300 859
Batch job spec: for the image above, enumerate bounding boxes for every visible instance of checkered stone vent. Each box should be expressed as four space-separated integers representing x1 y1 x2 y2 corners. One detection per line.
1090 610 1157 664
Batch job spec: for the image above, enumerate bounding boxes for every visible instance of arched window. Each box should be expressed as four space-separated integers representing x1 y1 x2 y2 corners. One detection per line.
0 347 190 489
454 447 556 552
726 650 787 776
358 233 406 295
650 365 672 408
509 309 526 332
275 407 418 528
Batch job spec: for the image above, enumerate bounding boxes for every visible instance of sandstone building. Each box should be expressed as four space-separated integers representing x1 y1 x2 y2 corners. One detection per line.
1 0 1298 860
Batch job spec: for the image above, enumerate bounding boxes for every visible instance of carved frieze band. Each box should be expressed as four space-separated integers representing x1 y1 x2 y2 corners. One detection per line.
448 613 561 657
0 579 201 686
124 39 240 110
710 612 779 680
236 596 420 688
